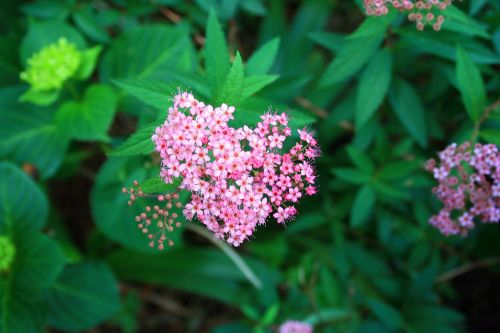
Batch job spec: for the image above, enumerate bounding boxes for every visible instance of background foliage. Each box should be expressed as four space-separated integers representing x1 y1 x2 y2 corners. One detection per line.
0 0 499 332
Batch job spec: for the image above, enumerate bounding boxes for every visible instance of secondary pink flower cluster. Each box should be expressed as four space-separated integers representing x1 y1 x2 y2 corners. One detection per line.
425 142 500 236
279 320 313 333
151 92 319 246
364 0 456 31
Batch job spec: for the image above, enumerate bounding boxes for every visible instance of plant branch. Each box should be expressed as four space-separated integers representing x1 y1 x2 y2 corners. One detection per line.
435 256 500 283
185 223 263 289
471 97 500 143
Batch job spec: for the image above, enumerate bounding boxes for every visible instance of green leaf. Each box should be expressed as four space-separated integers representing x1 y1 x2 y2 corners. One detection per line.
21 1 69 20
366 298 404 329
456 45 486 122
332 168 371 185
0 87 69 178
19 89 60 106
46 262 120 331
246 37 280 75
480 129 500 146
110 123 156 157
442 6 489 39
241 75 279 100
91 157 182 252
74 45 103 81
100 25 194 81
319 14 395 87
106 247 270 305
0 162 48 233
20 20 86 64
56 84 117 141
73 7 111 43
112 79 177 111
389 78 427 147
205 9 230 93
308 31 344 52
346 145 374 174
261 303 280 325
140 177 180 194
350 185 376 227
215 52 245 106
356 48 392 130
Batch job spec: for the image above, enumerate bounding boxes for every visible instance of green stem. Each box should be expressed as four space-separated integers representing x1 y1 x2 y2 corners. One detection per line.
470 98 500 143
185 223 263 289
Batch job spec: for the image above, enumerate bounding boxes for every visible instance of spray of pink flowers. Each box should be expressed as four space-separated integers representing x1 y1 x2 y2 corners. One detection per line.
124 92 319 249
425 142 500 236
363 0 458 31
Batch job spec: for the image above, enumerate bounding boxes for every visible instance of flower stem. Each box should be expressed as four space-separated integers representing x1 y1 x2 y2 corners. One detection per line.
185 223 263 289
470 98 500 143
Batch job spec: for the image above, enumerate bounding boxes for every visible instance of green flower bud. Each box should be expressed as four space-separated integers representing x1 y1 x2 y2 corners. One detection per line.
20 37 82 92
0 236 15 272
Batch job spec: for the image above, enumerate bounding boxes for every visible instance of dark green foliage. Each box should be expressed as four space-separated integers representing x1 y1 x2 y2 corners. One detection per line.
0 0 499 332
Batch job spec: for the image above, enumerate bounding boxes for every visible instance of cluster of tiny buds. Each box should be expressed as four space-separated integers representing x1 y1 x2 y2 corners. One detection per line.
364 0 457 31
122 180 184 250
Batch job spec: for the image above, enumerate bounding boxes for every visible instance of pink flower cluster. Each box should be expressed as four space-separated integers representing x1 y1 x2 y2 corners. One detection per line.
364 0 456 31
425 142 500 236
151 92 319 246
279 320 313 333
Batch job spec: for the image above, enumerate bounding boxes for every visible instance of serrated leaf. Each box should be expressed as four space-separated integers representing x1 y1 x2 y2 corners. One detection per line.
456 45 486 122
356 48 392 130
319 14 395 87
46 262 120 331
110 124 156 157
389 78 427 147
215 52 244 106
205 9 230 93
246 37 280 75
351 185 376 227
100 25 193 81
113 79 177 111
56 85 117 141
242 75 278 100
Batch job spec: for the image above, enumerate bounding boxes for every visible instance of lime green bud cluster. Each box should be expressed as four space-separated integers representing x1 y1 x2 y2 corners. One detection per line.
20 37 81 92
0 236 16 272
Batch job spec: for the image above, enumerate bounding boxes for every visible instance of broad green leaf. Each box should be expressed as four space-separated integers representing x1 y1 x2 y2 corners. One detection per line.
74 45 103 80
304 308 349 325
100 25 194 81
140 176 180 194
106 247 272 305
456 45 486 121
110 123 156 157
73 7 110 43
0 162 48 233
356 48 392 130
319 14 395 87
246 37 280 75
56 84 117 141
21 1 69 20
0 87 69 178
113 79 177 111
366 298 404 329
91 157 182 252
332 168 371 185
47 262 120 331
350 185 375 227
0 232 65 333
205 9 230 93
389 79 427 147
215 53 244 106
346 145 374 174
241 75 279 100
20 20 86 64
